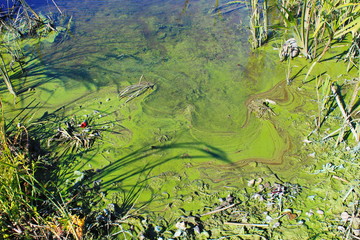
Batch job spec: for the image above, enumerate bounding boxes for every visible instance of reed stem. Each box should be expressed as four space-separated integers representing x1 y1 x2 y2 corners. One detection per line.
0 54 17 97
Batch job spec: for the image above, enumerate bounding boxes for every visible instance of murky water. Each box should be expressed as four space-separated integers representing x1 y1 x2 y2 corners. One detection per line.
11 0 303 209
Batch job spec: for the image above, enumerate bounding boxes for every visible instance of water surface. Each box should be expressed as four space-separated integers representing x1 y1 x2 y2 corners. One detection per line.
13 0 302 209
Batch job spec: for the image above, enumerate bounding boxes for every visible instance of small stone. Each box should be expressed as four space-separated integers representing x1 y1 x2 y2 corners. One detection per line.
308 195 316 200
255 177 263 185
272 221 281 228
175 221 186 230
248 179 256 187
193 225 201 234
288 213 298 220
341 211 350 222
353 229 360 236
338 226 346 232
252 193 263 201
154 226 162 232
265 215 273 222
317 210 324 215
308 152 316 158
173 229 183 238
226 194 234 202
283 209 292 213
263 182 271 188
306 212 314 217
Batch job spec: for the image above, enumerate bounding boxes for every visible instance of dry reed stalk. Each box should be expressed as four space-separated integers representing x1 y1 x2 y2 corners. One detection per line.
224 222 269 228
200 203 237 216
331 85 359 143
0 54 16 97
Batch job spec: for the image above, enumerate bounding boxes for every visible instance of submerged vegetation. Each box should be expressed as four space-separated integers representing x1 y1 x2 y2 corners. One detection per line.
0 0 359 239
0 0 69 97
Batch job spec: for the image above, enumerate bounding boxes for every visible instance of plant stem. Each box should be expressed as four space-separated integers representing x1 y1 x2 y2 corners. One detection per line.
0 54 17 97
331 85 359 143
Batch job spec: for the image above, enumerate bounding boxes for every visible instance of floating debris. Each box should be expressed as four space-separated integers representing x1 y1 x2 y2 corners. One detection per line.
209 1 246 15
118 75 155 103
48 119 100 151
280 38 300 61
79 121 88 128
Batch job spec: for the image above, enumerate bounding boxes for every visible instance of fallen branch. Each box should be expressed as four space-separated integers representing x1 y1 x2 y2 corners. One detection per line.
200 203 237 217
332 175 349 183
331 85 359 142
224 222 269 228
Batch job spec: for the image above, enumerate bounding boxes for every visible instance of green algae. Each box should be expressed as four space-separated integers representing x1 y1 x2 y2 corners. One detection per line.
1 0 303 201
1 1 359 238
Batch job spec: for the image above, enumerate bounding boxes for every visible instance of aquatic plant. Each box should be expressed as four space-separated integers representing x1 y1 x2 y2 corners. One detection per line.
249 0 269 48
0 101 144 239
278 0 315 59
344 32 360 71
0 52 16 97
118 75 156 103
0 0 63 97
310 76 360 145
48 118 100 153
330 82 360 145
279 0 359 58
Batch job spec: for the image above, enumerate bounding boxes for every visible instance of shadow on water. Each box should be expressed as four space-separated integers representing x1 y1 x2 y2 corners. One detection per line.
1 28 130 97
89 142 232 190
0 45 99 96
6 99 235 210
73 141 233 209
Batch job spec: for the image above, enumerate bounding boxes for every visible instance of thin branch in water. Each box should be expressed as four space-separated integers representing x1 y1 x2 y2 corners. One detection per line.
200 203 237 217
224 221 269 228
331 84 359 143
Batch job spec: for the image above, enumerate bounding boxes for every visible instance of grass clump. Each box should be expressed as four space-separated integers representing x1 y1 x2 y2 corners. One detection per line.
0 102 144 239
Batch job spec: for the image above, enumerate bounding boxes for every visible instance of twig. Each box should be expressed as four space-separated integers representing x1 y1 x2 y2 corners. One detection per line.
51 0 63 14
349 81 359 114
332 175 349 183
343 186 355 202
322 127 341 140
224 222 269 228
200 203 237 217
331 85 359 142
352 235 360 240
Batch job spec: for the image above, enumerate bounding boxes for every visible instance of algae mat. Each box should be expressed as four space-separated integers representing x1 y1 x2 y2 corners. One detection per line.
3 0 306 208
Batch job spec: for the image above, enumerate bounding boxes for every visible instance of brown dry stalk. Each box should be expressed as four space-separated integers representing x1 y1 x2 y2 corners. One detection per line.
332 175 350 183
200 203 237 217
224 222 269 228
331 85 359 142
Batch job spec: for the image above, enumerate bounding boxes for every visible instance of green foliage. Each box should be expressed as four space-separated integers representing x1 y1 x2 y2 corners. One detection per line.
0 101 147 239
277 0 359 62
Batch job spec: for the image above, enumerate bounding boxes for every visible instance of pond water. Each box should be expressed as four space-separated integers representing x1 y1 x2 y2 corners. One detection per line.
10 0 308 210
